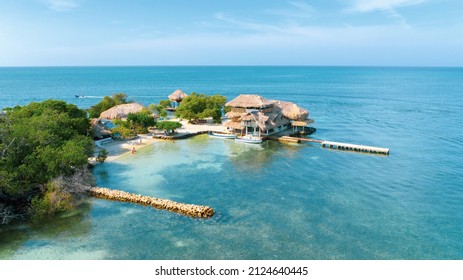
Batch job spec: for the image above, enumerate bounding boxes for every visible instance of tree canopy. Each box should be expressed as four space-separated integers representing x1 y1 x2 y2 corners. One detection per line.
159 99 172 108
175 93 226 123
127 109 156 128
111 109 156 138
0 100 94 223
87 93 129 118
148 103 167 118
156 121 182 135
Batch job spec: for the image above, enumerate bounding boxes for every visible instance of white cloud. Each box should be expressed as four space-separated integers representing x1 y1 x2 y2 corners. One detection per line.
347 0 426 28
213 12 325 37
214 12 283 33
349 0 425 12
4 22 461 66
42 0 79 12
288 1 316 14
264 1 317 19
386 8 411 28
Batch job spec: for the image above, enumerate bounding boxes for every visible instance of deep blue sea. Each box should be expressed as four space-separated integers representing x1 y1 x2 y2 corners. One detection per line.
1 66 462 259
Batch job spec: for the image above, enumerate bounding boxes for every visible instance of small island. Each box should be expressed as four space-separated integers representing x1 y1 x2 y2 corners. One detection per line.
0 90 316 224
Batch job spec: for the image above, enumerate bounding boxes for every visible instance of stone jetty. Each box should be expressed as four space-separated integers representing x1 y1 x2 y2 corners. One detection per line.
89 187 215 218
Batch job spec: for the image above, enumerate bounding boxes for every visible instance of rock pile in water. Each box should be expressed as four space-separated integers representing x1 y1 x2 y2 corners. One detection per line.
89 187 215 218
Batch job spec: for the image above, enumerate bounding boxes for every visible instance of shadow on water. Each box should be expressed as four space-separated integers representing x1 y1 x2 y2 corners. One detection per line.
227 140 279 171
0 201 92 259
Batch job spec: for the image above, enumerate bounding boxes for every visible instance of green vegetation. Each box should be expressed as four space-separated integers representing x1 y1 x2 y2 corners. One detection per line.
127 109 156 128
148 103 167 118
96 149 108 163
111 109 155 138
156 121 182 135
159 99 172 108
111 122 137 139
0 100 94 224
147 99 176 119
175 93 226 123
87 93 129 118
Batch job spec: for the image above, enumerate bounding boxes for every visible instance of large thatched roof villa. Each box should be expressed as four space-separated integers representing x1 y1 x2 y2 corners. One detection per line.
223 94 314 136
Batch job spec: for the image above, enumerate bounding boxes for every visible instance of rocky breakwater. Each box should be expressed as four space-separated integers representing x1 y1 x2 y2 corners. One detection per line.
89 187 215 218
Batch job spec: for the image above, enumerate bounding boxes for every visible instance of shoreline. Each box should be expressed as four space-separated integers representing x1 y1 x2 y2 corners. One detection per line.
95 119 228 162
94 136 160 162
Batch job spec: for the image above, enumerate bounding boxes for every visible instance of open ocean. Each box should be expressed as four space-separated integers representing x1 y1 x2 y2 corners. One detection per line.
1 66 462 259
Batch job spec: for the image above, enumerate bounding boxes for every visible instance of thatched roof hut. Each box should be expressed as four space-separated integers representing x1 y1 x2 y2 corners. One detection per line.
226 94 275 109
168 89 188 102
223 120 244 130
274 101 309 121
99 103 146 119
292 118 314 127
233 109 287 131
225 111 244 118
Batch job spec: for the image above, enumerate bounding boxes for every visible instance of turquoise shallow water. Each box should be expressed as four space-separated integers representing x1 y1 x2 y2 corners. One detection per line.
1 66 462 259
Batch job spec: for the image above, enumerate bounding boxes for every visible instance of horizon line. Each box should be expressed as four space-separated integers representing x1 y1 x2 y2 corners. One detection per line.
0 65 462 68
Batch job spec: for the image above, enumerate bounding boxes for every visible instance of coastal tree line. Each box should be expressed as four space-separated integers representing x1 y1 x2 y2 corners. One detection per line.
0 91 228 224
89 92 227 138
0 100 94 224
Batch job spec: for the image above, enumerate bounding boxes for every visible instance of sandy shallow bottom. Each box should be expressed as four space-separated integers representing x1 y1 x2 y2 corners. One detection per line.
95 120 229 162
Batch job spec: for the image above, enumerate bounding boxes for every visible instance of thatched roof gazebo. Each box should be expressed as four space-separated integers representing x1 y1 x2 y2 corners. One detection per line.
226 94 275 109
291 118 315 135
292 119 314 127
99 103 146 119
274 101 309 121
168 89 188 103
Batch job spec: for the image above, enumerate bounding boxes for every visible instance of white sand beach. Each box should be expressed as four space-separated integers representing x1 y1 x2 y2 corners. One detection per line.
176 119 228 134
94 119 228 162
94 135 160 162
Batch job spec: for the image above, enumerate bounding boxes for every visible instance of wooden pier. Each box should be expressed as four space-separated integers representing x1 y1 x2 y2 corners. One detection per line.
266 136 323 144
89 187 215 218
266 136 389 155
321 141 389 155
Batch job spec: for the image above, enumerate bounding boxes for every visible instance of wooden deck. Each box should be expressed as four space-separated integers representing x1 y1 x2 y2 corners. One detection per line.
321 141 389 155
266 135 389 155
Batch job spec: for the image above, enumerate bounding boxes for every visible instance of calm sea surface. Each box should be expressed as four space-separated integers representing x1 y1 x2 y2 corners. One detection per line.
1 66 462 259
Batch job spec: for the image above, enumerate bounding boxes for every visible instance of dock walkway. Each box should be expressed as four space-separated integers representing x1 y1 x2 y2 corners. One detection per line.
266 136 389 155
321 141 389 155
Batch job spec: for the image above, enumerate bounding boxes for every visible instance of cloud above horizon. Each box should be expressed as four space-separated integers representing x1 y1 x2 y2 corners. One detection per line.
0 0 461 66
347 0 427 28
348 0 426 12
42 0 79 12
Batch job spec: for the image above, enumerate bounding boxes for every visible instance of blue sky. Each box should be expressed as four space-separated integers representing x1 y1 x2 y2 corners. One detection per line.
0 0 462 66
